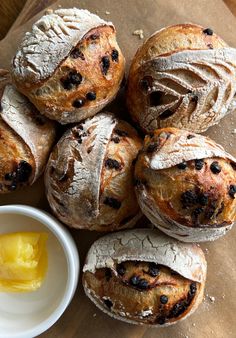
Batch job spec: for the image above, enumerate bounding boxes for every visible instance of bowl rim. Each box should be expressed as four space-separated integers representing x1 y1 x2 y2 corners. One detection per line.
0 204 80 338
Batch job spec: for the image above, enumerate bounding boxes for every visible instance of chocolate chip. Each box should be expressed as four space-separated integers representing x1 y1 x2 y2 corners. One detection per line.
148 262 159 277
86 92 96 101
147 142 158 153
111 49 119 62
210 161 221 174
130 275 139 286
192 207 204 219
181 190 198 208
104 299 113 309
160 295 168 304
177 161 187 170
104 197 121 209
90 33 99 40
70 48 85 60
137 279 149 290
101 56 110 75
61 79 73 90
159 109 174 120
69 71 82 85
229 184 236 199
198 193 208 206
111 136 120 143
195 159 204 170
72 99 84 108
207 43 214 49
149 91 162 106
117 263 126 276
114 129 128 137
189 282 197 296
203 28 213 35
105 158 121 170
4 173 14 181
61 71 82 90
156 316 166 325
170 301 187 317
187 134 195 139
129 275 149 290
16 161 32 182
105 268 112 281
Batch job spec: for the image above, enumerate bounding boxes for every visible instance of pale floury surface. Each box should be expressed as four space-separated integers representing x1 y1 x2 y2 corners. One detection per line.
45 112 142 231
127 24 236 133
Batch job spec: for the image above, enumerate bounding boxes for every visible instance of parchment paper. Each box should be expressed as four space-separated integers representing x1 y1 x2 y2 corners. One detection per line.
0 1 236 337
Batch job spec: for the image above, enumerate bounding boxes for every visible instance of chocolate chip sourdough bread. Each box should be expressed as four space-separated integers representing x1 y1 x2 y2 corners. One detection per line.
11 8 125 124
45 112 142 231
83 229 207 326
127 23 236 133
0 70 56 193
134 128 236 242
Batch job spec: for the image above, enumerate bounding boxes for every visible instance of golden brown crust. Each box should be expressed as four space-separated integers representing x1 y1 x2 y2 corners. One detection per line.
83 261 202 325
13 25 125 124
134 128 236 241
126 23 236 134
130 24 227 73
98 121 142 231
0 117 34 193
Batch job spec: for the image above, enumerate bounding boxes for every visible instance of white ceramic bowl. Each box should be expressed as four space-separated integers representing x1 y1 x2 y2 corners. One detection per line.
0 204 79 338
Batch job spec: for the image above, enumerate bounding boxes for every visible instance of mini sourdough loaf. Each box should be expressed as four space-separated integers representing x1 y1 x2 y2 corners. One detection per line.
45 112 142 231
11 8 125 124
83 229 207 326
127 23 236 133
0 70 56 193
134 128 236 242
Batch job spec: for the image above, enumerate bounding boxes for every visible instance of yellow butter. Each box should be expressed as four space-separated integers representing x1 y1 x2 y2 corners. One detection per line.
0 232 48 292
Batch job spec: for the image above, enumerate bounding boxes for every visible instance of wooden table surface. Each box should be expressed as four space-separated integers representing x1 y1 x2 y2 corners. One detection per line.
0 0 236 39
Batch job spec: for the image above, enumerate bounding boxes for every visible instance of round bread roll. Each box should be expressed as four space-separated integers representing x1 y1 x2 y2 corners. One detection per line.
0 70 56 193
134 127 236 242
11 8 125 124
127 23 236 133
45 112 142 231
83 229 207 326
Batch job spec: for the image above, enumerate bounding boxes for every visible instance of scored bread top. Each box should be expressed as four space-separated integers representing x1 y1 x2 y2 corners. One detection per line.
131 23 228 73
12 8 114 83
127 23 236 133
83 228 207 283
143 128 236 170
